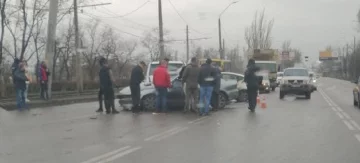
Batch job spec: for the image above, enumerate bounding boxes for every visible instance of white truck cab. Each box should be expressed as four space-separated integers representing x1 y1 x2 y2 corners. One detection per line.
144 60 185 86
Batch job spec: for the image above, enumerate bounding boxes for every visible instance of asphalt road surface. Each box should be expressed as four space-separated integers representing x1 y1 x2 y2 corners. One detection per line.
1 77 360 163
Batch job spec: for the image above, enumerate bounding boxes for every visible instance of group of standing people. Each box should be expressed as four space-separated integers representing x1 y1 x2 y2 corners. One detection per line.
180 57 221 116
11 58 50 110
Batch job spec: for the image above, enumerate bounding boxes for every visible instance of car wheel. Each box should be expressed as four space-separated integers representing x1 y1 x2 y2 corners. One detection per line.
279 91 285 99
218 92 227 109
305 92 311 99
141 94 156 111
353 93 358 106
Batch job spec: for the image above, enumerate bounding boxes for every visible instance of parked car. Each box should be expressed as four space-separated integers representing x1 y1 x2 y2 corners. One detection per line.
276 72 283 86
279 68 313 99
118 72 239 111
220 72 247 102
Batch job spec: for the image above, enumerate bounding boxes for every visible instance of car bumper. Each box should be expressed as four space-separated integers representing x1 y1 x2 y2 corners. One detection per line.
280 84 311 94
259 85 271 92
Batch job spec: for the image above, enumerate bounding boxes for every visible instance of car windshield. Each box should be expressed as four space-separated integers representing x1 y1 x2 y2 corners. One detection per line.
149 63 183 75
284 69 309 76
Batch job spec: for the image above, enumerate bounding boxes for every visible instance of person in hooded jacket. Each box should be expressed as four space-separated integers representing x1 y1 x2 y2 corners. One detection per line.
211 63 222 111
11 58 21 84
182 57 200 113
38 61 50 100
244 58 260 112
129 61 146 114
14 62 29 110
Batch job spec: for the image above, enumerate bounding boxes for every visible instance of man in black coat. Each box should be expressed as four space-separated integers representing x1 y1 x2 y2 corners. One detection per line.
244 58 260 112
99 58 119 114
211 63 222 111
130 61 146 113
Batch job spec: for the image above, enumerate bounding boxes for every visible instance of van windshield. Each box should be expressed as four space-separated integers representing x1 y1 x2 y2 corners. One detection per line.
149 63 184 75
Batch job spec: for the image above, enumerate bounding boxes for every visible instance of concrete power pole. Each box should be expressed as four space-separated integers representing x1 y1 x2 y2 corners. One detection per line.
74 0 83 93
158 0 165 60
186 25 189 62
223 39 225 59
44 0 59 99
218 18 223 59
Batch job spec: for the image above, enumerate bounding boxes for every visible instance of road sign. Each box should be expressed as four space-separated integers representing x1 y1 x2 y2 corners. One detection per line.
319 51 338 61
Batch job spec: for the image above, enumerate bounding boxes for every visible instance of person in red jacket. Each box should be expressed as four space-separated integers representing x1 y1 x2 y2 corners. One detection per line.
153 58 171 113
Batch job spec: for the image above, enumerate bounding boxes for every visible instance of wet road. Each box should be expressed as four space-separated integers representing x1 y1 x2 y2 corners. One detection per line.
1 77 360 163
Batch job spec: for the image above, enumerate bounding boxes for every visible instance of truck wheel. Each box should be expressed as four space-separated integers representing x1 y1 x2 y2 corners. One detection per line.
280 91 285 99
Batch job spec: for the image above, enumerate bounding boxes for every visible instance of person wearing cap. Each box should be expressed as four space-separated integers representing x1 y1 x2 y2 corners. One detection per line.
130 61 146 114
182 57 200 113
153 58 171 114
197 58 216 116
244 58 260 112
99 58 119 114
14 62 29 110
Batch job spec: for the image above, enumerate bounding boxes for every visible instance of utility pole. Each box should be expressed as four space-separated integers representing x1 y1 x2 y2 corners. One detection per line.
186 25 189 62
354 36 357 78
74 0 83 93
158 0 165 60
218 18 223 59
223 39 225 59
44 0 59 99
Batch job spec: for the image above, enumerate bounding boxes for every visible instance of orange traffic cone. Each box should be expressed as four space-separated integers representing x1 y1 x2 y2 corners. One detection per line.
256 95 260 105
260 95 267 109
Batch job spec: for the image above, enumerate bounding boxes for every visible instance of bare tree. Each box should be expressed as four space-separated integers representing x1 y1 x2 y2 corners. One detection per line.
357 9 360 32
282 40 291 51
0 0 8 97
142 28 171 61
244 9 274 50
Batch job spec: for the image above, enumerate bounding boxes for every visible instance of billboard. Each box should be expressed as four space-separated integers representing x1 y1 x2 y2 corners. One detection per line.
319 51 338 61
281 51 289 60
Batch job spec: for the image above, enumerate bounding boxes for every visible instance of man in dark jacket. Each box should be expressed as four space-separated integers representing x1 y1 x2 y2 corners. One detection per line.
99 58 119 114
182 57 200 113
244 58 260 112
211 63 222 111
153 58 171 113
130 61 146 113
14 62 29 110
198 58 216 116
11 58 21 84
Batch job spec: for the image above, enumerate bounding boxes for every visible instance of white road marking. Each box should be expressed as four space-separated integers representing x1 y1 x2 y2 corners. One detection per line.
342 112 351 119
350 120 360 131
188 116 208 124
355 134 360 143
343 120 356 130
97 146 142 163
336 112 344 119
144 127 181 141
336 107 344 112
154 127 189 141
330 107 337 112
80 146 131 163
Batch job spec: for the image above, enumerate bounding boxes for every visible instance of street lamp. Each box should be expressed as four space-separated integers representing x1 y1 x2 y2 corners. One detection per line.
218 1 239 59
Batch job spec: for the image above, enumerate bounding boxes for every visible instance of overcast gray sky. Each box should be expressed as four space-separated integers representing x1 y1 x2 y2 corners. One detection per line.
82 0 360 62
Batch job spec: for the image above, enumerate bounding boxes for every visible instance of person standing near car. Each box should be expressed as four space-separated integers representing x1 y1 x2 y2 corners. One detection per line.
153 58 171 114
182 57 200 113
198 58 216 116
38 61 50 100
130 61 146 114
244 58 260 112
211 63 222 111
99 58 119 114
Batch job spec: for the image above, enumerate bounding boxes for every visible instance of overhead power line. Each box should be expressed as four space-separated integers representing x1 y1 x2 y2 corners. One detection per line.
166 0 204 36
100 1 150 18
